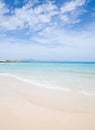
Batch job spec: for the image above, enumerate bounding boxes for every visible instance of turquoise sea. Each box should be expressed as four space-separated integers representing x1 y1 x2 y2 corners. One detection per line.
0 62 95 96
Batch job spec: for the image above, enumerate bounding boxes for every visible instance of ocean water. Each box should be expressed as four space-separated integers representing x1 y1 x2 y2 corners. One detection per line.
0 62 95 96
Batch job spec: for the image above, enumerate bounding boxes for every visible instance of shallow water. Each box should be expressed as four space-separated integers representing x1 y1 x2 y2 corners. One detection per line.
0 62 95 95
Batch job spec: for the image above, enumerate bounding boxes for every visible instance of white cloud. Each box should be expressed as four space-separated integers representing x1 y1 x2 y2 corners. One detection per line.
31 25 95 49
0 1 9 15
0 0 95 61
0 22 95 61
0 0 87 32
60 0 86 24
61 0 86 13
0 1 58 31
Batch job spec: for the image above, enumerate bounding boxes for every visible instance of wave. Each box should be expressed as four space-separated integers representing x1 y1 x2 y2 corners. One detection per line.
0 73 95 96
0 73 71 92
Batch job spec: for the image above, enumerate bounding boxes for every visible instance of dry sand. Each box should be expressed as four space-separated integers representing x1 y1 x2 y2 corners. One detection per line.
0 76 95 130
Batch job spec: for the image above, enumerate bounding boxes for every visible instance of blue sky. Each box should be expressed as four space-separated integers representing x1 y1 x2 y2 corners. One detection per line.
0 0 95 61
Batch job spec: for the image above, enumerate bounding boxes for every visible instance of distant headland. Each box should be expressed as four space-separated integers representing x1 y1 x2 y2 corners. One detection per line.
0 60 23 63
0 59 95 63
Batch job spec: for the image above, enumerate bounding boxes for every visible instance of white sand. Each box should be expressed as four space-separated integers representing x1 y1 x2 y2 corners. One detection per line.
0 76 95 130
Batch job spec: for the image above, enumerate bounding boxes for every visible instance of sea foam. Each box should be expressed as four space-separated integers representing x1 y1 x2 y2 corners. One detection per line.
0 73 95 96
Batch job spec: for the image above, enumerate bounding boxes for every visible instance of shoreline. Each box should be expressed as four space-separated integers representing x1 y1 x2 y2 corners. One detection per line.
0 75 95 130
0 73 95 96
0 74 95 112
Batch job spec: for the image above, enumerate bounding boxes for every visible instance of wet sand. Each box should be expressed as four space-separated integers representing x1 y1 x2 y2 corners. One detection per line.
0 76 95 130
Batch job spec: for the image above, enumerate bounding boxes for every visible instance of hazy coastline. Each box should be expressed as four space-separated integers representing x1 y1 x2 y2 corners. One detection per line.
0 59 95 63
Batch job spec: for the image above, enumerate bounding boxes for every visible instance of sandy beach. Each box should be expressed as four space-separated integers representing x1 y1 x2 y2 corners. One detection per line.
0 0 95 129
0 75 95 130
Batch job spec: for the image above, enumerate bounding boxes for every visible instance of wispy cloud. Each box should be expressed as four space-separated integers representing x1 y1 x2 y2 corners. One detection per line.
0 0 87 32
60 0 86 24
0 0 95 61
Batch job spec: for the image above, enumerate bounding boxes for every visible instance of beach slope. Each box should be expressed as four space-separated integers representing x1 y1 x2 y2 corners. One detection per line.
0 75 95 130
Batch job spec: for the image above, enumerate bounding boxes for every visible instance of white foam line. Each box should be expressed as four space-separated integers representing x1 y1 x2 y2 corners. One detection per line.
0 73 71 92
0 73 95 96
